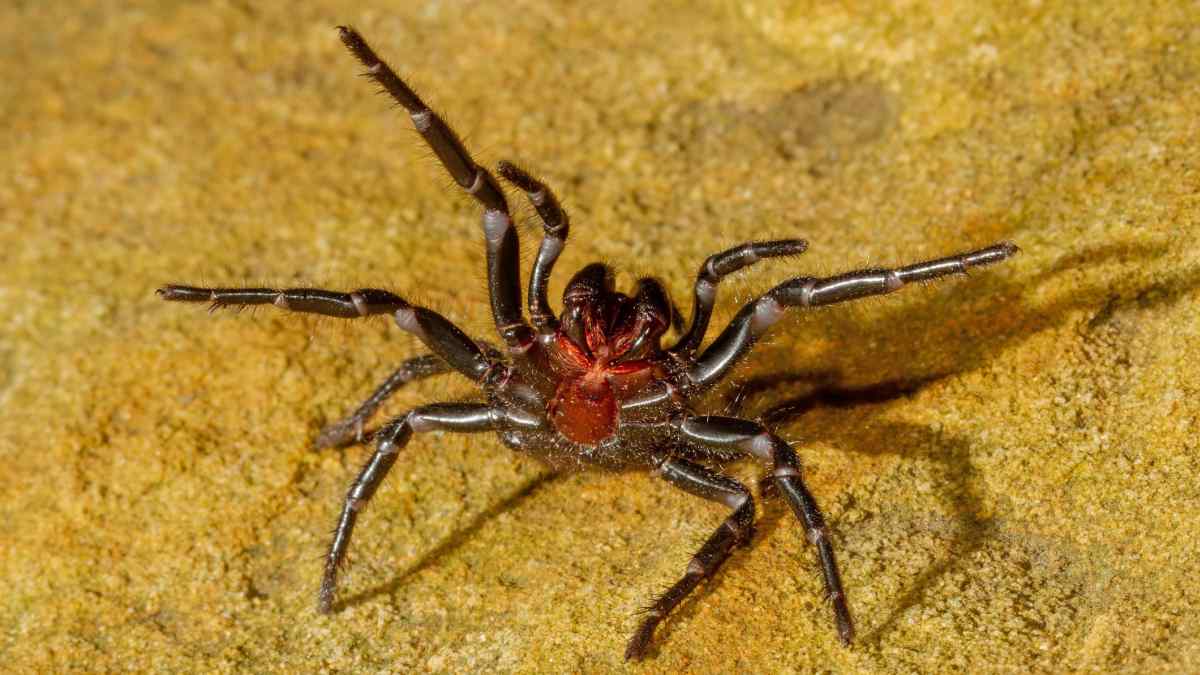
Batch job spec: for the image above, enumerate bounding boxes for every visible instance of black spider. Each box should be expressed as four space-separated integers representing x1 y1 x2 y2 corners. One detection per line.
157 27 1018 661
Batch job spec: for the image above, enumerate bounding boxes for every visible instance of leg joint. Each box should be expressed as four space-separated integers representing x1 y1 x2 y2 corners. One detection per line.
750 295 785 334
410 109 432 131
376 436 400 455
745 432 776 460
773 464 801 478
723 487 752 512
406 410 437 434
349 292 368 316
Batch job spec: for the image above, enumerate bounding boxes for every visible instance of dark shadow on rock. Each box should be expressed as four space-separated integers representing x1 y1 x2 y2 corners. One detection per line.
840 421 995 645
724 372 988 641
726 371 949 423
335 470 558 612
665 79 897 169
735 375 994 645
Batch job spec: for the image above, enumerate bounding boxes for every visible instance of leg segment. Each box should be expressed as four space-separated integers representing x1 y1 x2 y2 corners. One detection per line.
158 283 496 385
338 26 533 351
318 402 542 612
337 26 505 212
673 415 854 646
688 241 1018 389
497 160 570 334
314 354 450 449
157 285 407 318
315 340 507 449
626 457 755 661
670 239 809 356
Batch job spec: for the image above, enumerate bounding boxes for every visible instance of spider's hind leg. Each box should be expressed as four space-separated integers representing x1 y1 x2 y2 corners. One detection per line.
317 339 505 449
626 457 755 661
337 26 534 352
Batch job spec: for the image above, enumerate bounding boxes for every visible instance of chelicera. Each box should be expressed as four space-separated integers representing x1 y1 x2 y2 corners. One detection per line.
157 27 1018 660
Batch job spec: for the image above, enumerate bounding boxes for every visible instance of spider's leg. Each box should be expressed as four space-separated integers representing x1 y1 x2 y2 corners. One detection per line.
673 414 854 646
497 161 569 335
338 27 533 353
318 402 541 612
688 241 1018 390
157 285 407 318
159 285 504 389
625 457 754 661
314 354 450 449
670 239 809 356
316 341 505 449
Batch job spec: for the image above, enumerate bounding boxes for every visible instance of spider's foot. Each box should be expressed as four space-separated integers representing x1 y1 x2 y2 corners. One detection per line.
155 285 212 302
317 572 338 614
314 418 366 450
831 591 855 646
837 615 856 646
624 614 661 661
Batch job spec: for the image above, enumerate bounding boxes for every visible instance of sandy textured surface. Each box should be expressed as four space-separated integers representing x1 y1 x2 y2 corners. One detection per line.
2 1 1197 672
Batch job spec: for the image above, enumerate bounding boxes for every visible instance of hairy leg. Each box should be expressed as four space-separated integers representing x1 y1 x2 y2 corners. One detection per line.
689 241 1018 389
626 457 755 661
673 414 854 645
159 284 505 389
318 402 542 612
317 339 505 449
497 160 570 335
314 354 450 449
670 239 809 356
337 27 534 351
157 285 406 318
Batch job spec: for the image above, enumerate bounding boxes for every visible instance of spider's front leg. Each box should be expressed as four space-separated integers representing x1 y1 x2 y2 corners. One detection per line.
673 415 855 646
497 161 570 335
157 285 408 318
160 285 493 381
626 457 755 661
669 239 809 356
319 402 542 612
338 27 534 352
688 241 1018 389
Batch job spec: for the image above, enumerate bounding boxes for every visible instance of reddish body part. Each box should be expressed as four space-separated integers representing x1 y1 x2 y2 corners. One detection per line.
545 278 667 444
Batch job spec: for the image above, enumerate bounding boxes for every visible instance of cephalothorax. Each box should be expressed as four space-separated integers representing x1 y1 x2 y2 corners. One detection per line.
158 27 1017 660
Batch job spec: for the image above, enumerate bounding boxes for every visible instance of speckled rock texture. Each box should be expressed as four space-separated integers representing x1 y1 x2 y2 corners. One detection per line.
2 1 1197 672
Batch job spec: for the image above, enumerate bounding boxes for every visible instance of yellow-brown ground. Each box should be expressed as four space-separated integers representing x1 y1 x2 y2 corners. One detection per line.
2 1 1197 672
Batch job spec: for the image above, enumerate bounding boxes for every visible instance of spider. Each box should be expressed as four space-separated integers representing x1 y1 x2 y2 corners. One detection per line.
157 27 1018 661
